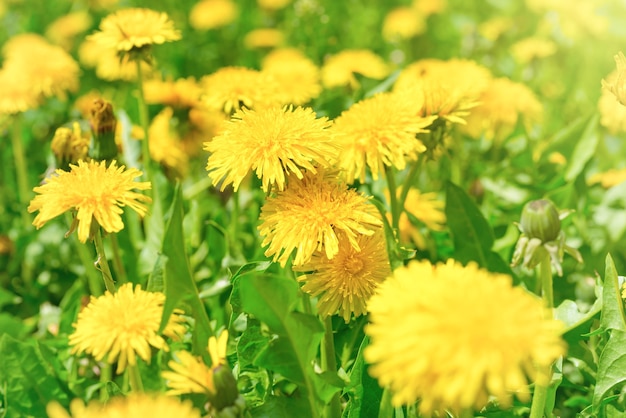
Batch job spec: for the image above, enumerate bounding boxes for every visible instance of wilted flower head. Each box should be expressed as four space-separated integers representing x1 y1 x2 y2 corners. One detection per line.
511 199 582 276
382 6 425 42
261 48 322 105
365 259 566 414
28 160 151 243
321 49 390 90
51 122 90 168
205 106 337 192
190 0 238 30
258 169 382 266
69 283 185 374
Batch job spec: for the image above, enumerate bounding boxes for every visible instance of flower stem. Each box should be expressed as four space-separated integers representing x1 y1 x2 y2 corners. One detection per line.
322 316 341 418
378 388 393 418
99 363 111 402
398 157 422 212
128 364 144 392
10 114 31 229
94 228 116 293
135 59 153 189
384 165 401 232
65 213 102 295
108 233 128 285
529 251 554 418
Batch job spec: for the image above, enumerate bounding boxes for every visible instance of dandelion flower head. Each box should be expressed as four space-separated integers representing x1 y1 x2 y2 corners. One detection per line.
79 38 151 81
244 28 284 49
510 37 557 64
382 7 426 42
603 52 626 107
27 160 152 243
69 283 185 374
143 77 202 108
599 72 626 134
190 0 238 30
295 230 390 322
321 49 390 90
332 92 435 182
365 259 565 414
388 189 445 249
88 8 181 52
50 122 90 165
258 169 382 266
46 393 200 418
205 106 337 192
45 11 93 50
0 68 41 114
261 48 322 105
257 0 291 10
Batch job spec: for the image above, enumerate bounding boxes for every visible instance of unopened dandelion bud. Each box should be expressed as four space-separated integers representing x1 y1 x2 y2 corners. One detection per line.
520 199 561 243
89 99 118 161
208 364 241 412
51 122 89 170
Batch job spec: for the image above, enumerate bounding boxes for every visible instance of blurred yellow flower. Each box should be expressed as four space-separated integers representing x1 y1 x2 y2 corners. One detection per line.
244 28 284 49
412 0 446 15
190 0 238 30
603 52 626 107
258 169 382 266
321 49 389 90
332 92 435 182
463 77 543 141
69 283 185 374
50 122 90 166
365 259 565 414
205 106 336 192
79 38 151 81
511 37 557 64
390 189 445 249
27 160 151 243
548 152 566 165
478 16 514 41
45 11 93 50
47 394 200 418
258 0 291 10
261 48 322 105
587 168 626 188
149 107 189 178
0 68 41 114
143 77 202 108
382 7 425 42
184 107 227 156
88 8 181 52
201 66 285 113
295 230 390 322
599 74 626 134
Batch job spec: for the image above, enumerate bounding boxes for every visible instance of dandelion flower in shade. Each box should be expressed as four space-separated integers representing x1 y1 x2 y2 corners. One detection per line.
332 92 435 182
88 8 181 52
45 11 93 50
149 107 189 178
79 38 151 82
365 259 565 415
382 7 425 42
69 283 185 374
205 106 337 192
27 160 151 244
190 0 238 30
258 169 382 266
261 48 322 105
46 394 201 418
294 230 390 322
200 67 285 113
388 189 445 249
244 28 284 49
321 49 390 90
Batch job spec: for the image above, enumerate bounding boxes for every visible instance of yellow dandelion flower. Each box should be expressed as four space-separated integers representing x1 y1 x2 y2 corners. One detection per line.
50 122 90 165
143 77 202 108
365 259 566 414
382 7 425 42
27 160 151 243
587 168 626 188
258 0 291 10
69 283 185 374
294 230 390 322
88 8 181 52
332 92 435 182
258 169 382 267
47 394 201 418
0 68 41 114
321 49 390 90
412 0 446 16
162 330 228 395
45 11 93 50
548 152 566 165
190 0 238 30
200 66 285 113
389 189 445 249
149 107 189 178
478 16 514 41
205 106 336 192
79 38 151 81
603 53 626 107
244 28 284 49
599 74 626 134
261 48 322 105
463 77 543 141
510 37 557 64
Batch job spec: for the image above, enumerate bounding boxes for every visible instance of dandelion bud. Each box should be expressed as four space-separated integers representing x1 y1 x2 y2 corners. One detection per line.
51 122 89 170
208 364 242 413
89 99 118 162
520 199 561 243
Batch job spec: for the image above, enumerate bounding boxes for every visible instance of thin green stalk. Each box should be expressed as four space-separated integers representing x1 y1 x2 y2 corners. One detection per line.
94 228 116 293
135 60 153 189
322 316 341 418
529 252 554 418
108 233 128 285
127 364 144 392
398 158 423 211
99 364 111 402
10 114 31 229
378 388 394 418
384 165 401 232
229 190 242 256
65 213 102 296
459 409 474 418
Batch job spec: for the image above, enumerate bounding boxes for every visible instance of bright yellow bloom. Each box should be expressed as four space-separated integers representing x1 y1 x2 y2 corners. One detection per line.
149 107 189 178
603 52 626 107
143 77 202 108
382 7 425 42
365 259 565 414
205 106 337 192
50 122 90 165
510 37 557 64
190 0 238 30
162 330 228 395
332 92 435 182
295 230 390 322
201 67 285 113
258 169 382 266
257 0 291 10
69 283 185 374
587 168 626 188
27 160 151 243
321 49 389 90
390 189 445 249
0 68 41 114
88 8 181 52
463 77 543 141
599 73 626 134
244 28 284 49
79 38 151 81
261 48 322 105
45 11 93 50
46 394 200 418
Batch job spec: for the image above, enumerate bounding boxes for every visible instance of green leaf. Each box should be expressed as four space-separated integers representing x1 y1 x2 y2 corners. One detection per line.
342 337 383 418
237 318 269 370
445 182 513 275
592 329 626 411
160 184 213 358
249 395 312 418
557 297 602 360
564 114 599 182
600 254 626 332
0 334 70 418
